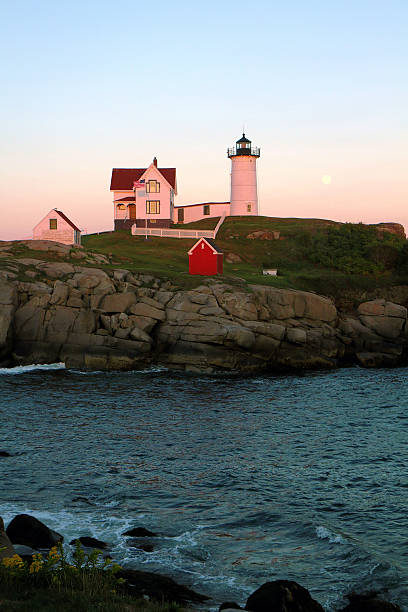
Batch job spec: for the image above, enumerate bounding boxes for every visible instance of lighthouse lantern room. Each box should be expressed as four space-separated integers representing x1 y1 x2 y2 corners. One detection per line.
227 133 260 217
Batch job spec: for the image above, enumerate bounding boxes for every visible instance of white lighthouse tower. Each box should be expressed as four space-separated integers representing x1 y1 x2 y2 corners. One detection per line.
227 133 260 216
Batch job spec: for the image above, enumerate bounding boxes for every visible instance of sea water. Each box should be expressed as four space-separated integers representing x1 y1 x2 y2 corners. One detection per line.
0 365 407 610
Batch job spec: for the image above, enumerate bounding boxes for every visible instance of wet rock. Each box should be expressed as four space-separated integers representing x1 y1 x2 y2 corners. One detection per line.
72 496 94 505
219 602 243 611
0 451 11 457
245 580 324 612
6 514 63 550
122 527 158 537
339 592 402 611
0 517 16 561
13 544 39 563
128 541 155 552
69 536 108 549
117 568 209 604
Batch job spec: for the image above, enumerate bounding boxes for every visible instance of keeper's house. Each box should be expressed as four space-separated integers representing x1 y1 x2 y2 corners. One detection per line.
110 157 177 230
33 209 81 245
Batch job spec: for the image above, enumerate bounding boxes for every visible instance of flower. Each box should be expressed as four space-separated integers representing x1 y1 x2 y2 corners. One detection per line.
2 554 24 569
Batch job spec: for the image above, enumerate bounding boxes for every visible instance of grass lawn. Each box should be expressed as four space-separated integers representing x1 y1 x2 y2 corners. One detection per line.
82 216 408 303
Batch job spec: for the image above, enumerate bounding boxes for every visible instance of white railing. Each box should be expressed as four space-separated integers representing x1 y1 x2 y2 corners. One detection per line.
131 214 226 240
214 213 226 237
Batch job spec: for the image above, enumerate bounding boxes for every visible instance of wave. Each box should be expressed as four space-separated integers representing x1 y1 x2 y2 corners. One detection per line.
316 525 346 544
0 363 66 375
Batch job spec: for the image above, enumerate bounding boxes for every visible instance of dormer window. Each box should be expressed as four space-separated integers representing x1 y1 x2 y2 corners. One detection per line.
146 180 160 193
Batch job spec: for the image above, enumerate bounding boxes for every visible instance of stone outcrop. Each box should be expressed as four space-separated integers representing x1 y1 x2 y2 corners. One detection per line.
245 580 324 612
6 514 63 550
1 246 408 373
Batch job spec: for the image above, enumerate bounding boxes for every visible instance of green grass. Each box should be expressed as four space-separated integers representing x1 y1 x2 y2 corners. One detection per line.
81 217 408 303
0 584 186 611
2 215 407 306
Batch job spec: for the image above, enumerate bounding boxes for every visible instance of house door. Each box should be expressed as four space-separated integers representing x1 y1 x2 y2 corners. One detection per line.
178 208 184 223
128 204 136 219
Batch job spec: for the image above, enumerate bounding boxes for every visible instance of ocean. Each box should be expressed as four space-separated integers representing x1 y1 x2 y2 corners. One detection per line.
0 364 407 610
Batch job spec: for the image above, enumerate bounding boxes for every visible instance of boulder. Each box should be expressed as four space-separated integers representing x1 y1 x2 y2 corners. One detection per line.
246 230 277 240
122 527 158 537
13 544 40 563
129 327 152 343
116 568 208 604
49 281 69 305
0 451 11 457
101 292 137 314
6 514 63 550
286 327 307 344
69 536 108 549
359 314 405 340
38 262 75 278
0 517 16 561
129 302 166 320
219 603 243 611
339 592 402 611
356 352 401 368
245 580 324 612
225 252 243 263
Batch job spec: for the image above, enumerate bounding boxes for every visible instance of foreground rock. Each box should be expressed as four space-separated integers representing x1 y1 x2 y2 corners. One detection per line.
6 514 63 550
339 592 403 612
117 568 209 604
1 244 408 373
0 517 16 561
122 527 158 537
245 580 324 612
69 536 108 549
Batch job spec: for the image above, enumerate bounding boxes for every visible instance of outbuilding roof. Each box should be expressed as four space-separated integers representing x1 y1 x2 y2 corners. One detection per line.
110 168 176 190
54 210 81 232
188 237 223 255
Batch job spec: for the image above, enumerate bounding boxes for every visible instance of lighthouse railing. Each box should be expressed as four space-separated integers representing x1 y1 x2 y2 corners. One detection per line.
227 146 260 157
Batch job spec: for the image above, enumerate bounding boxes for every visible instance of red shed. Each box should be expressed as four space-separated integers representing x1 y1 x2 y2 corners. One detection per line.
188 238 223 275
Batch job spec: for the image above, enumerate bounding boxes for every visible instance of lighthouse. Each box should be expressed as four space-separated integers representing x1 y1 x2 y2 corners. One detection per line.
227 133 260 216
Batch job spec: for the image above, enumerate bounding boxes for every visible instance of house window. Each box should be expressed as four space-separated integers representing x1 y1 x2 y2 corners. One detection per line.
146 200 160 214
117 204 126 210
49 218 57 230
203 205 210 215
247 203 252 212
178 208 184 223
146 180 160 193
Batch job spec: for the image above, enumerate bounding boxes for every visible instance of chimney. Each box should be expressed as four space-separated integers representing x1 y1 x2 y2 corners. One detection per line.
153 157 157 167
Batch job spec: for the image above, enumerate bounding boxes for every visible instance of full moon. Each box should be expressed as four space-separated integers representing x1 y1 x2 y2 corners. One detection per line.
322 174 332 185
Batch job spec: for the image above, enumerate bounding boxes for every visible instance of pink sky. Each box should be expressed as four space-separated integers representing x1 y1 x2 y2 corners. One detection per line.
1 1 407 240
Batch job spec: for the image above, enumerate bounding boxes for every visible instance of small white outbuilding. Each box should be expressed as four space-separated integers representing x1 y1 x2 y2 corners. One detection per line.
33 209 81 245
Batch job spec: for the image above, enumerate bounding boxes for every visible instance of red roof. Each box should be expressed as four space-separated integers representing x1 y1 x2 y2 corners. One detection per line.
115 196 135 202
188 238 223 255
110 168 176 190
54 210 81 232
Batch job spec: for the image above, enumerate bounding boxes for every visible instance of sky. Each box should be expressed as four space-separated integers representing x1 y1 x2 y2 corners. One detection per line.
1 0 407 239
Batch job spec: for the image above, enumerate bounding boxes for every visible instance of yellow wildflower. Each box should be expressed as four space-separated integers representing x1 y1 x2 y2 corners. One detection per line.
29 560 43 574
2 554 24 569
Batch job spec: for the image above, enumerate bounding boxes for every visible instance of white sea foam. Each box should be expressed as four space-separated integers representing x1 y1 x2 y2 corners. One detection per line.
0 363 65 375
316 526 346 544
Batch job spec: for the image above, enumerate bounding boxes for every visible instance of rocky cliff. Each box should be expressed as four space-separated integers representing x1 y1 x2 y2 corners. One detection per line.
1 241 408 373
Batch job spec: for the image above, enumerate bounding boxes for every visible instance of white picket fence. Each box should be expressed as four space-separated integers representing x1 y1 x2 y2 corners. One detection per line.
131 214 226 239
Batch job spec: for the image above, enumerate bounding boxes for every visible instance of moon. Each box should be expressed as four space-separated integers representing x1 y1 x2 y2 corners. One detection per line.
322 175 332 185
